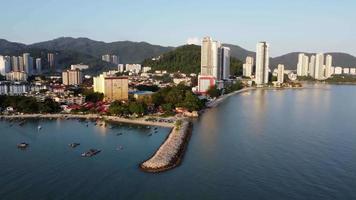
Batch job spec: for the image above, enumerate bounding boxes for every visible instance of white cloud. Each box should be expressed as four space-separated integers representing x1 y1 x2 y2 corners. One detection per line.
186 37 200 45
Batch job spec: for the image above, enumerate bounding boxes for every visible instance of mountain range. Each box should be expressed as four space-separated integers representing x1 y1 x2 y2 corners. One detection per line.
1 37 356 74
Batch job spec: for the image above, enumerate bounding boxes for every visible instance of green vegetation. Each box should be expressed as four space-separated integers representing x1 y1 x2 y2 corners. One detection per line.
325 75 356 83
206 86 221 98
152 84 204 112
142 45 243 76
83 91 104 103
0 96 61 114
297 76 316 81
224 81 244 94
135 85 160 92
118 84 204 116
143 45 200 74
206 81 244 98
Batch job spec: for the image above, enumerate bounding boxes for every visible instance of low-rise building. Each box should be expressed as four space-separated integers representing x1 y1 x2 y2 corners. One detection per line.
70 64 89 70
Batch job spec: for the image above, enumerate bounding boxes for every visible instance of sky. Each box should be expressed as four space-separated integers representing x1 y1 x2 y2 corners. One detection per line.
0 0 355 57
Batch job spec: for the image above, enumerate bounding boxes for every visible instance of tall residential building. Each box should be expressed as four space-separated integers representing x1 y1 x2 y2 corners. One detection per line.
23 53 33 74
36 58 42 74
220 46 230 80
325 55 333 78
0 56 11 76
243 56 254 77
62 69 83 85
297 53 309 76
93 73 128 101
314 53 324 80
255 42 269 85
309 55 316 77
48 53 55 72
18 56 24 72
11 56 18 72
111 55 119 65
200 36 221 78
277 64 285 83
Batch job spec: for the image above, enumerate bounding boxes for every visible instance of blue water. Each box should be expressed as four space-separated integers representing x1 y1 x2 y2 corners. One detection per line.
1 84 356 199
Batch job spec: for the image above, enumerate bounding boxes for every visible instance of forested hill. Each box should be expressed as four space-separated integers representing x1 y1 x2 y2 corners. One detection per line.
142 45 243 75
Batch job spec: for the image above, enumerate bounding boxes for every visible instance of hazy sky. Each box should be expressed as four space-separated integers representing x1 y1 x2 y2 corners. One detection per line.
0 0 355 56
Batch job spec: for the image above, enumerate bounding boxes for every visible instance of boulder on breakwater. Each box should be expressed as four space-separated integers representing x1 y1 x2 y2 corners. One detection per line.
140 120 192 173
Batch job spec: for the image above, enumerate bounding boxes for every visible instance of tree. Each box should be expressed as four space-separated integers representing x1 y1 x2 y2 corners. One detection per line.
129 102 146 115
40 98 61 113
85 92 104 103
108 101 129 116
207 86 221 98
180 91 203 111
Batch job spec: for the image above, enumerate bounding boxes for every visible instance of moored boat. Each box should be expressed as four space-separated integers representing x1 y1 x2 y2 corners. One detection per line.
17 142 29 149
81 149 101 157
69 143 80 148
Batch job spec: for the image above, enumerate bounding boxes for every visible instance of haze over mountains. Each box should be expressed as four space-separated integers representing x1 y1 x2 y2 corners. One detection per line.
1 37 356 73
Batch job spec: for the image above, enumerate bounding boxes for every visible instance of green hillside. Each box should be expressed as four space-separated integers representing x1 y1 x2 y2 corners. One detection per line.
142 45 243 76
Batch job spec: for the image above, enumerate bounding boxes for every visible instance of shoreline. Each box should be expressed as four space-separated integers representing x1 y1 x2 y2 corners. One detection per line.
0 114 174 128
206 87 254 108
140 120 192 173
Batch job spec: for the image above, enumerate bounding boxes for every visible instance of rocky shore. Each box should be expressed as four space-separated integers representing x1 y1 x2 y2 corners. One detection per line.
140 120 192 173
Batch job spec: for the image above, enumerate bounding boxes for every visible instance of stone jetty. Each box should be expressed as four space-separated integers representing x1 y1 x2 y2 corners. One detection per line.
140 120 192 173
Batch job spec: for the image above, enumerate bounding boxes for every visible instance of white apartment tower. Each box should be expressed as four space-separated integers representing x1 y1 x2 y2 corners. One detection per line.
36 58 42 74
0 56 11 76
201 37 221 79
325 55 333 78
297 53 309 76
277 64 285 83
243 56 254 77
255 42 269 85
314 53 324 80
309 55 316 77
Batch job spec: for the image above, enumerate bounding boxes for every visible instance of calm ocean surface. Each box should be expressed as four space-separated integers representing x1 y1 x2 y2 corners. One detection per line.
1 84 356 200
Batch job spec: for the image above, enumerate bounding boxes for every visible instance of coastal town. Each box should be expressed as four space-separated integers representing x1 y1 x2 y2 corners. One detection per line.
1 36 356 172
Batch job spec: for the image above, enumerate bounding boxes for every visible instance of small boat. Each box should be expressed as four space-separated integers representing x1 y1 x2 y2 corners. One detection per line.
17 142 29 149
69 143 80 148
19 121 26 126
148 133 152 136
116 132 123 136
154 127 158 130
37 125 42 130
81 149 101 157
146 126 151 129
116 146 123 150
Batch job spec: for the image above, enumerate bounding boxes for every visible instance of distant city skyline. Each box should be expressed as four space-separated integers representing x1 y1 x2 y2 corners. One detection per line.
0 0 355 57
